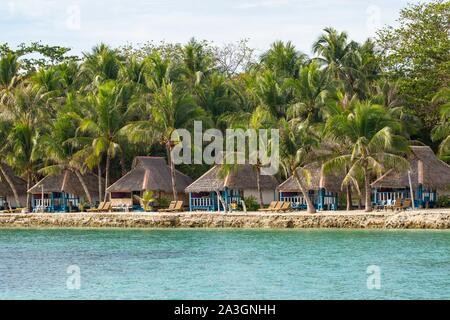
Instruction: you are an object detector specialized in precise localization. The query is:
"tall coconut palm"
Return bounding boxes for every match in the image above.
[0,83,46,211]
[0,53,21,100]
[5,122,40,211]
[279,119,321,213]
[285,61,332,123]
[431,88,450,160]
[220,106,276,207]
[0,120,22,208]
[123,81,209,200]
[80,44,123,89]
[323,102,410,212]
[77,80,129,201]
[260,41,307,79]
[313,28,360,96]
[40,114,93,204]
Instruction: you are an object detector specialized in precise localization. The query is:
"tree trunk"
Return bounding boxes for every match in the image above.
[364,167,372,212]
[166,142,178,201]
[75,170,93,205]
[255,165,264,208]
[97,162,102,203]
[0,163,21,208]
[120,151,126,176]
[293,170,316,214]
[346,184,352,211]
[104,149,110,202]
[26,171,32,212]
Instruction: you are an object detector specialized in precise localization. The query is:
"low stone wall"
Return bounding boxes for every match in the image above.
[0,210,449,229]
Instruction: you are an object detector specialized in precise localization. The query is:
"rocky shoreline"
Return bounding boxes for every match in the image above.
[0,210,449,229]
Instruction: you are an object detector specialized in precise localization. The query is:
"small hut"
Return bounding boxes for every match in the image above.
[0,164,27,209]
[277,164,342,210]
[185,164,279,211]
[371,146,450,208]
[106,157,193,210]
[28,170,101,212]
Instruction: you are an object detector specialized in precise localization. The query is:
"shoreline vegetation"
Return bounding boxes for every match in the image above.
[0,1,449,215]
[0,210,449,229]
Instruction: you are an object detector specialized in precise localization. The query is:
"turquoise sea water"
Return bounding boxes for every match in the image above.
[0,228,448,300]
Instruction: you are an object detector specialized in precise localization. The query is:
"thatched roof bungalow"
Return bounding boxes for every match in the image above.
[185,164,279,211]
[277,163,343,210]
[0,164,27,209]
[106,157,193,209]
[28,170,101,212]
[371,146,450,207]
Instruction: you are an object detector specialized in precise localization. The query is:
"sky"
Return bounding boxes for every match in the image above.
[0,0,427,56]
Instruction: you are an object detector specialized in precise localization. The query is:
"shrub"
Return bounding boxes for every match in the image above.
[436,195,450,208]
[157,197,170,208]
[244,196,260,211]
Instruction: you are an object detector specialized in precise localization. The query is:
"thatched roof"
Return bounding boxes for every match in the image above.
[185,164,279,193]
[28,170,100,196]
[371,146,450,189]
[277,163,343,193]
[0,164,27,196]
[106,157,192,193]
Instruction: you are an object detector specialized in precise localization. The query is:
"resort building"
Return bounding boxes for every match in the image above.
[277,164,342,210]
[28,170,101,212]
[185,164,279,211]
[106,157,193,210]
[371,146,450,208]
[0,164,27,209]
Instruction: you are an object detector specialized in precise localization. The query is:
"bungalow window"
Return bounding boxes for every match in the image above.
[111,192,132,199]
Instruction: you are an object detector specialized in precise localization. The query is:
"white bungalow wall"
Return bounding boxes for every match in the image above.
[243,189,277,205]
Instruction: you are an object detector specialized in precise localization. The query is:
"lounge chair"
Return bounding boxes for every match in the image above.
[260,201,283,212]
[159,201,184,212]
[276,201,291,212]
[387,198,401,211]
[102,202,112,212]
[86,202,105,212]
[2,208,25,213]
[395,199,412,211]
[258,201,278,212]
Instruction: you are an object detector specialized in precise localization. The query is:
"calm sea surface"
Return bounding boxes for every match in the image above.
[0,228,448,299]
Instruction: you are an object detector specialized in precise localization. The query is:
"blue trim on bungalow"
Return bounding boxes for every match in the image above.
[279,189,338,211]
[189,188,243,211]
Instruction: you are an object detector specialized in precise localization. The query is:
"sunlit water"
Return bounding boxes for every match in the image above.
[0,228,448,299]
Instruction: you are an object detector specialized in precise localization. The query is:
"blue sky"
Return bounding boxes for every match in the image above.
[1,0,426,56]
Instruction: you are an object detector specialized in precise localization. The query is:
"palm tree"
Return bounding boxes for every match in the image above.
[279,119,320,213]
[431,88,450,161]
[0,83,46,211]
[180,39,213,91]
[6,122,40,211]
[77,80,129,201]
[40,114,93,204]
[260,41,307,79]
[323,101,410,212]
[0,53,21,100]
[285,61,332,123]
[221,106,276,207]
[123,81,209,200]
[313,27,361,97]
[0,120,22,208]
[80,44,123,89]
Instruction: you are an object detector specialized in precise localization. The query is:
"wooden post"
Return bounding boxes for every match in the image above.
[41,185,44,213]
[408,170,415,210]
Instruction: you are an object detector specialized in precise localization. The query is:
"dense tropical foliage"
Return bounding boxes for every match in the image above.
[0,0,448,211]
